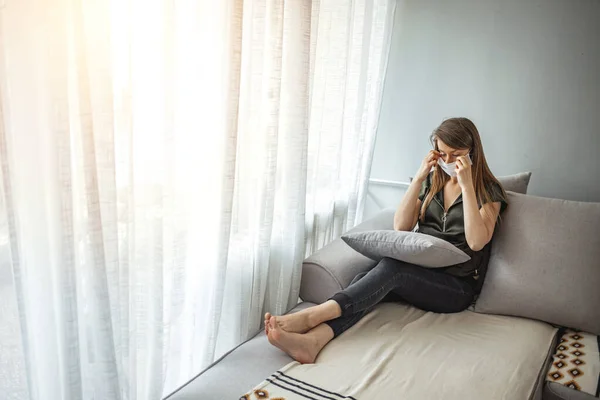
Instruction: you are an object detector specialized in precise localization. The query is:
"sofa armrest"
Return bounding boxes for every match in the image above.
[299,208,396,304]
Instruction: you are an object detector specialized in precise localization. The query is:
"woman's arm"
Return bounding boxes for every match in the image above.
[394,150,440,231]
[456,156,500,251]
[393,180,423,231]
[461,186,500,251]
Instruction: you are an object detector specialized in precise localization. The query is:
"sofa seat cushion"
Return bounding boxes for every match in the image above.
[242,302,557,400]
[164,302,316,400]
[545,329,600,399]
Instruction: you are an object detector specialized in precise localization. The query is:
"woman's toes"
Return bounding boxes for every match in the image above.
[264,312,273,335]
[269,317,278,335]
[267,317,317,364]
[267,317,283,348]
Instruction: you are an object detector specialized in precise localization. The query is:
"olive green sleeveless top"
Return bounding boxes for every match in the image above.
[416,172,508,278]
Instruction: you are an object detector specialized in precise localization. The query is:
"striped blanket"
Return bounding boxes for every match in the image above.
[241,303,557,400]
[241,367,356,400]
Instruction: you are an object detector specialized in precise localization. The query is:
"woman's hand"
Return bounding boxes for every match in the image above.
[415,150,440,182]
[456,155,474,190]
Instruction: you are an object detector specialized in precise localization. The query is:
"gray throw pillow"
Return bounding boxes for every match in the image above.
[341,230,470,268]
[497,172,532,194]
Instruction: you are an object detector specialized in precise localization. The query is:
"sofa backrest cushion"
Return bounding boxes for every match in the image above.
[496,172,532,194]
[474,192,600,335]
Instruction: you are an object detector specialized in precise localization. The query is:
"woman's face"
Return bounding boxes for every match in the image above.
[436,140,470,164]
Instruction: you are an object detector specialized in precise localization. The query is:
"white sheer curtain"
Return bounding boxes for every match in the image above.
[305,0,395,255]
[0,0,394,399]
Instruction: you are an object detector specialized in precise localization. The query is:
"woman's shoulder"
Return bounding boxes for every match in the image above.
[417,172,434,201]
[488,179,507,198]
[485,179,508,213]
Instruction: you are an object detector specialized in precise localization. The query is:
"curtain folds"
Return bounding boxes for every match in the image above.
[0,0,395,398]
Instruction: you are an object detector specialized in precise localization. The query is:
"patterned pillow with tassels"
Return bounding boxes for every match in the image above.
[546,329,600,397]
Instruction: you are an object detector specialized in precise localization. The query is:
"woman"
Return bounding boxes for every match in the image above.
[264,117,508,364]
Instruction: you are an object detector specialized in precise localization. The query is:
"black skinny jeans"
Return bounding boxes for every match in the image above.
[324,257,475,338]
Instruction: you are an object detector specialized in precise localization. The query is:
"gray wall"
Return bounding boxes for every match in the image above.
[366,0,600,219]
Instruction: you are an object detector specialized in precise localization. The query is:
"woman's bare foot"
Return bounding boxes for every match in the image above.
[264,310,312,334]
[267,316,322,364]
[264,301,342,335]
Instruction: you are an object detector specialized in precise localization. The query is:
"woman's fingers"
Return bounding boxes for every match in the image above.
[417,150,440,180]
[455,156,470,172]
[427,150,439,162]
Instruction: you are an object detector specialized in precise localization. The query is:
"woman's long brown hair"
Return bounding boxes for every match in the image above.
[419,117,507,222]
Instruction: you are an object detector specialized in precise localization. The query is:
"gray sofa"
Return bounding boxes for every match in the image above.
[165,173,600,400]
